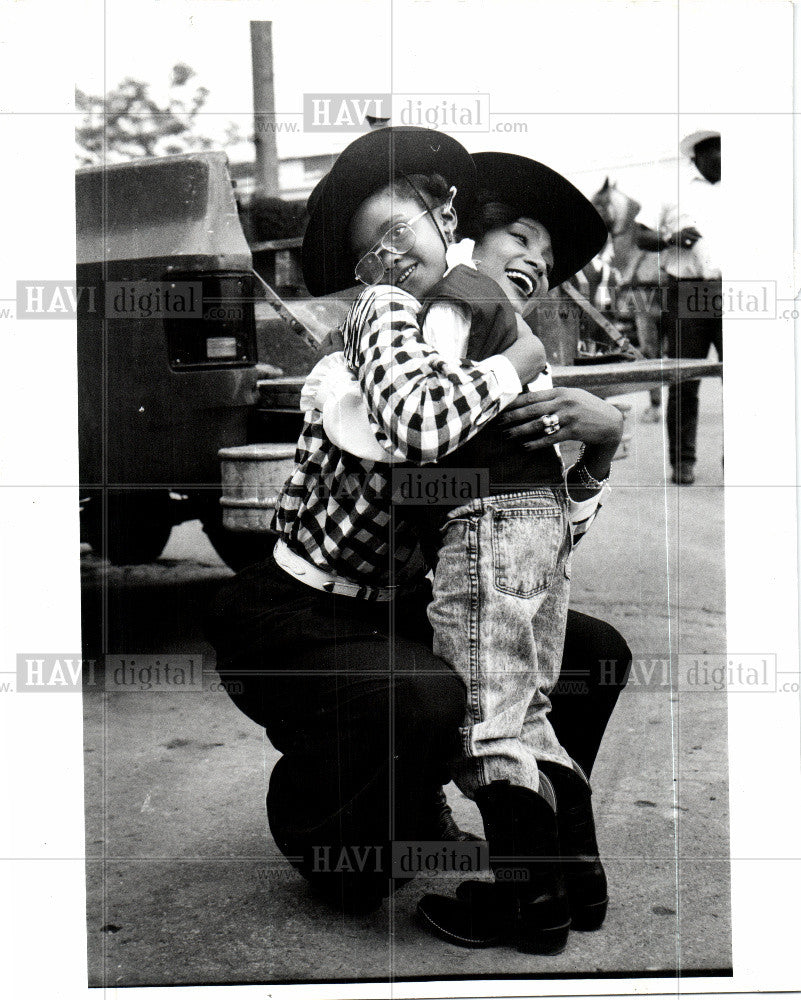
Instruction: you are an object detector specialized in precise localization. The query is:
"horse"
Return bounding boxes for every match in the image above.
[585,178,665,415]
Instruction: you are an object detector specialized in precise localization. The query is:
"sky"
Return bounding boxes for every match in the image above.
[70,0,753,197]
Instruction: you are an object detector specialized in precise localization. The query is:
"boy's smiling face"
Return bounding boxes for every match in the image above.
[349,187,453,301]
[473,217,554,314]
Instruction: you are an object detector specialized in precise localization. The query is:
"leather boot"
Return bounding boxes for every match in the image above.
[458,763,608,931]
[417,778,570,953]
[536,760,608,930]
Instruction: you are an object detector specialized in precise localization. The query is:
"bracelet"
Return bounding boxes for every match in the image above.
[574,462,608,490]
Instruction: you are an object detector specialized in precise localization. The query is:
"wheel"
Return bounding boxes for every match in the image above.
[197,495,276,571]
[81,490,174,565]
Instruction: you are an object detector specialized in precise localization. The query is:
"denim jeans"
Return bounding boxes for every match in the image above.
[427,488,575,799]
[204,545,632,906]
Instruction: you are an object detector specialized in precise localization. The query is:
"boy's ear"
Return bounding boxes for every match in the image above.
[440,185,458,239]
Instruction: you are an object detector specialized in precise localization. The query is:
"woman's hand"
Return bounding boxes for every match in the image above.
[498,387,624,451]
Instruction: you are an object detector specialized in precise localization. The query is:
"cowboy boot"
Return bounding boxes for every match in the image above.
[536,760,608,930]
[417,778,570,953]
[457,762,607,931]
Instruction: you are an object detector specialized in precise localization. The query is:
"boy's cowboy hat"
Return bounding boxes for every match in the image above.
[302,126,476,296]
[679,129,720,158]
[465,152,609,289]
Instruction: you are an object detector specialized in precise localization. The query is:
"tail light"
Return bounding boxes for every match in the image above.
[163,271,257,370]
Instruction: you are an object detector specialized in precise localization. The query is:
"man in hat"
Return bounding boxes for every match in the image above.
[634,130,721,485]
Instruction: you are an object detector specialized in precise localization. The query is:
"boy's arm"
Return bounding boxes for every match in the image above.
[422,267,548,400]
[354,286,525,466]
[316,291,512,463]
[319,299,527,463]
[567,487,607,546]
[421,243,479,361]
[304,287,487,464]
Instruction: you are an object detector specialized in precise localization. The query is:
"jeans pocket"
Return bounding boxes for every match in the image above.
[491,504,564,598]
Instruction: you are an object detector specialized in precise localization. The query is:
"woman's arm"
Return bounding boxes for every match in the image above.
[300,353,396,463]
[498,387,624,541]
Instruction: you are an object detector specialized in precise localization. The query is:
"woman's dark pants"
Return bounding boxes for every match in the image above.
[205,550,631,910]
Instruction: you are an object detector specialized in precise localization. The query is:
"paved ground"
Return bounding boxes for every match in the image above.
[83,379,730,987]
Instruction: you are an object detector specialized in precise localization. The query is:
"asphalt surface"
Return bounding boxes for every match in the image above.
[83,379,730,987]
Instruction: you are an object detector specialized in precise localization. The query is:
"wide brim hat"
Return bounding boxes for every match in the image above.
[302,127,476,296]
[679,129,720,158]
[465,152,609,288]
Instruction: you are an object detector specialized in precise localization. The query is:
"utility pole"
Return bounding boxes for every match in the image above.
[250,21,279,197]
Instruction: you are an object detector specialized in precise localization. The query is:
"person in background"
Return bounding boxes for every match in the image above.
[634,130,721,485]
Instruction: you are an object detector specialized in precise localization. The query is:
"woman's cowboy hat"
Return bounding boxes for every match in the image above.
[302,126,476,296]
[464,152,609,289]
[679,129,720,159]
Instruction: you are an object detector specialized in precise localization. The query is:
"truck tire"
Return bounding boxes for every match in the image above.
[81,490,174,565]
[199,503,276,572]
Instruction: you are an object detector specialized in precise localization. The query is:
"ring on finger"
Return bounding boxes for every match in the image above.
[542,413,560,436]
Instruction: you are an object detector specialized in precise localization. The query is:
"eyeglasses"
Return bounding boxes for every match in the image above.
[354,208,430,286]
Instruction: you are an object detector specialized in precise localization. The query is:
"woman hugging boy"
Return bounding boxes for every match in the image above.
[275,127,624,954]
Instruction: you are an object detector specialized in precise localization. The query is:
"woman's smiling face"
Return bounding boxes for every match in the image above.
[349,187,452,301]
[473,217,554,314]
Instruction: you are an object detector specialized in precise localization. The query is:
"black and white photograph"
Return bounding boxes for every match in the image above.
[1,1,800,998]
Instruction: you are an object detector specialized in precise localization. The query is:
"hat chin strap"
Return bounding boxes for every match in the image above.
[400,174,453,252]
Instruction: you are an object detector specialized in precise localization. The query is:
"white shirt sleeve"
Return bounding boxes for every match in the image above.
[322,383,397,462]
[422,301,472,362]
[302,353,396,462]
[568,490,605,525]
[567,484,610,545]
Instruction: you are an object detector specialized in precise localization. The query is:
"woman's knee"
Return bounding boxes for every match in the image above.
[564,610,632,692]
[392,649,466,743]
[594,618,632,689]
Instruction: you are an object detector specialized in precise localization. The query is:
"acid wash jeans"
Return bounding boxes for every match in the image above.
[427,487,576,798]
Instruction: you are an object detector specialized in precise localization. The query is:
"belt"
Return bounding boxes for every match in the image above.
[272,538,395,602]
